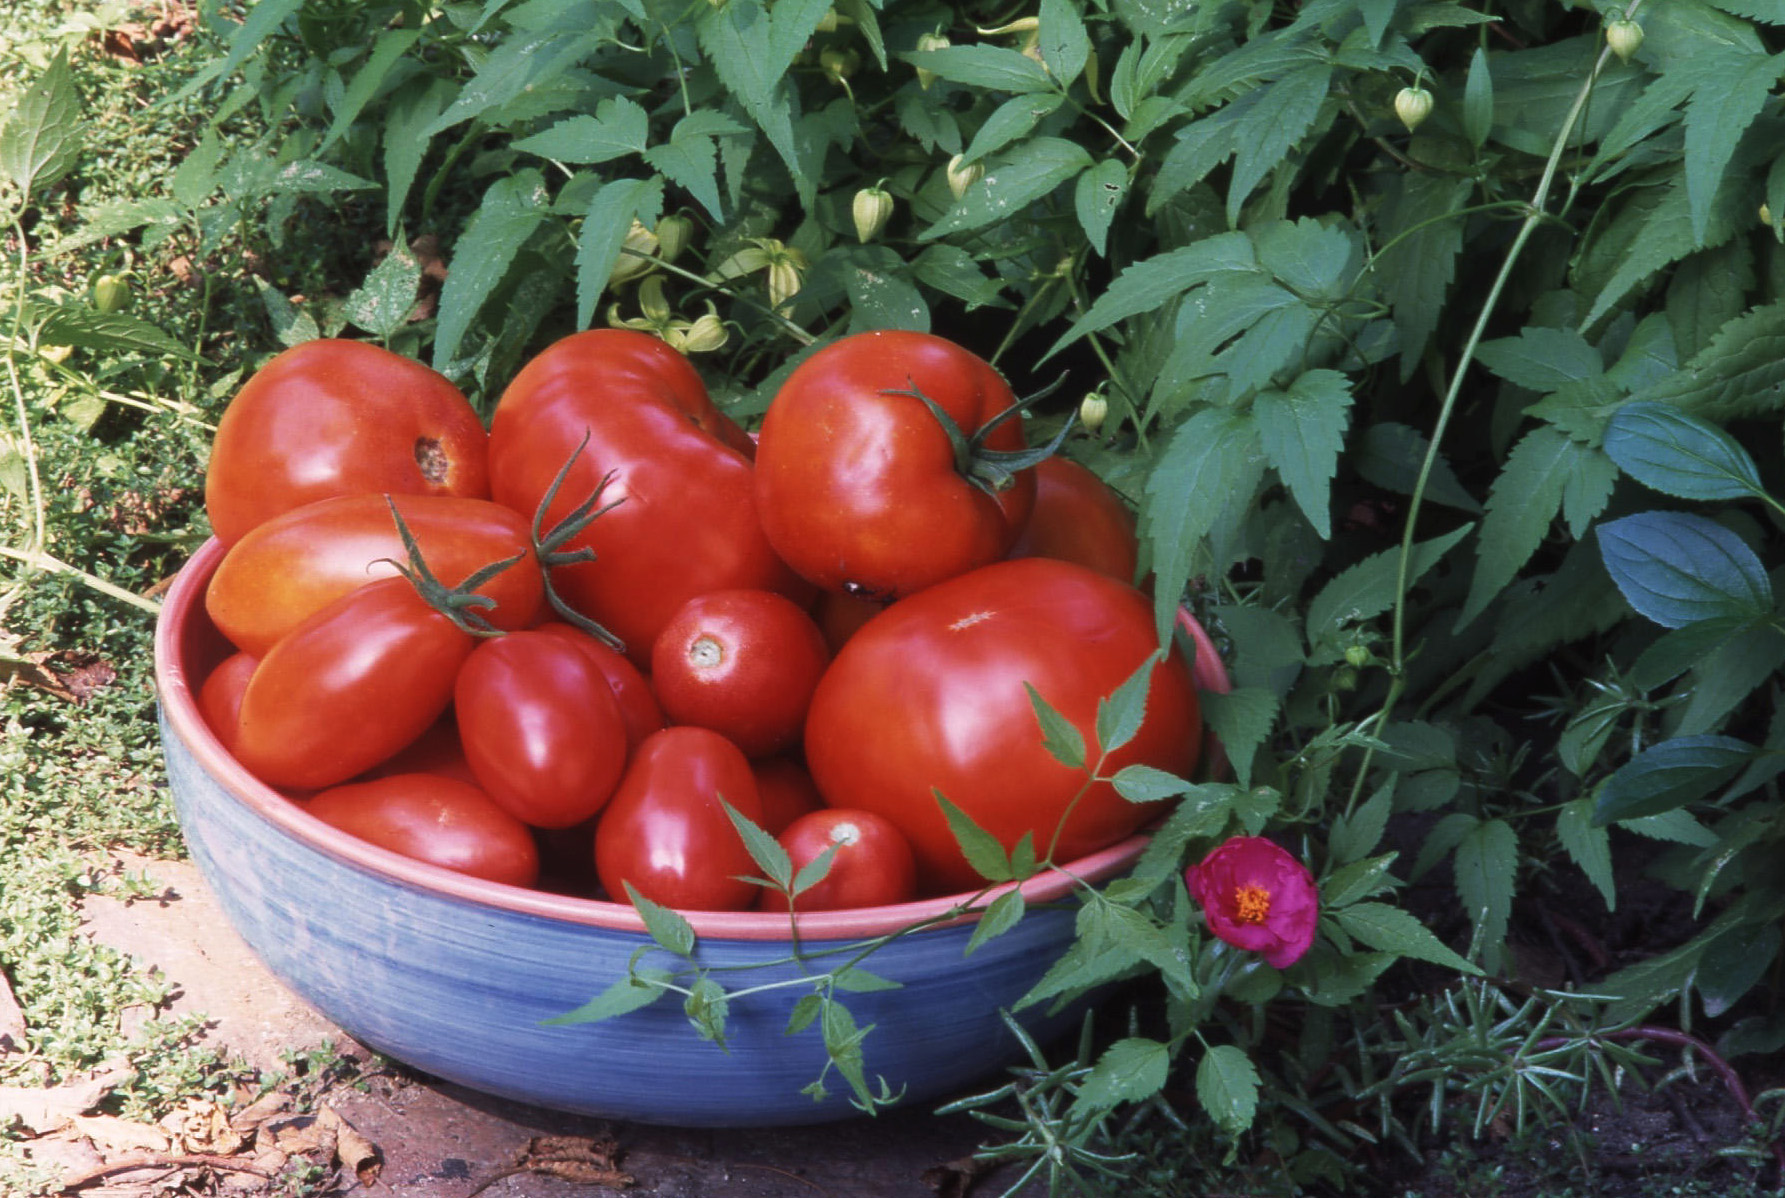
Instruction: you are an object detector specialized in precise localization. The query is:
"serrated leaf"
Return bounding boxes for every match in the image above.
[0,48,80,204]
[722,799,792,891]
[1195,1044,1260,1136]
[1111,764,1194,804]
[1621,808,1719,846]
[1353,423,1480,512]
[1073,158,1128,258]
[1632,299,1785,422]
[1253,369,1352,538]
[1336,902,1483,974]
[575,176,663,328]
[965,889,1026,956]
[1196,687,1277,789]
[1462,45,1493,148]
[1698,922,1781,1017]
[1474,326,1602,391]
[625,883,697,957]
[643,118,728,220]
[1305,524,1473,644]
[1666,240,1755,360]
[432,170,549,369]
[1144,407,1265,644]
[513,96,650,163]
[1049,232,1256,356]
[934,790,1014,882]
[1226,63,1331,225]
[1321,852,1399,909]
[1593,734,1756,824]
[1604,401,1766,501]
[343,241,423,341]
[831,966,902,993]
[903,44,1054,93]
[1677,622,1785,737]
[542,967,675,1025]
[1597,511,1772,628]
[1096,653,1158,755]
[842,246,929,333]
[1375,174,1471,378]
[962,93,1065,166]
[211,0,305,89]
[33,306,200,362]
[790,843,840,898]
[423,27,605,137]
[1683,49,1783,244]
[1329,782,1393,866]
[1038,0,1092,83]
[1025,682,1087,769]
[1454,818,1517,972]
[921,138,1092,240]
[684,976,730,1047]
[250,278,319,348]
[384,75,455,237]
[319,28,422,154]
[1584,160,1746,329]
[1078,1038,1171,1116]
[696,0,825,184]
[1556,798,1616,909]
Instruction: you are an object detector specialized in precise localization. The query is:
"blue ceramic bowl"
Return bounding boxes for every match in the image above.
[155,537,1229,1126]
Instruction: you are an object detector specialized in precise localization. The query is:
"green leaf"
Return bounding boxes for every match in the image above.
[903,44,1054,93]
[433,170,549,369]
[1676,622,1785,737]
[1225,63,1331,225]
[722,799,792,891]
[1454,818,1517,972]
[644,114,737,221]
[1253,369,1352,539]
[1683,49,1784,244]
[920,138,1093,240]
[1049,233,1256,356]
[934,791,1013,882]
[1474,326,1602,391]
[1604,401,1766,501]
[964,890,1026,957]
[962,93,1066,166]
[1305,524,1474,645]
[790,843,840,898]
[1026,683,1087,769]
[1584,160,1747,330]
[1196,687,1277,789]
[0,47,80,205]
[841,246,930,333]
[1666,240,1755,360]
[1111,764,1194,804]
[1336,902,1483,974]
[575,177,664,328]
[212,0,305,88]
[1597,511,1773,628]
[1195,1044,1260,1136]
[543,967,675,1025]
[684,976,730,1047]
[45,198,184,257]
[831,967,902,993]
[1698,922,1781,1018]
[696,0,827,185]
[1353,423,1480,512]
[384,75,456,237]
[1321,852,1399,909]
[1329,782,1393,866]
[1073,160,1128,259]
[1592,734,1756,824]
[1621,808,1719,847]
[1375,174,1471,378]
[1078,1037,1171,1116]
[250,278,318,348]
[1096,653,1159,755]
[1632,299,1785,422]
[318,29,422,154]
[343,241,423,342]
[1144,407,1265,644]
[625,884,697,957]
[1462,45,1494,148]
[424,27,605,136]
[1556,799,1616,909]
[513,96,650,164]
[33,306,200,362]
[1038,0,1092,84]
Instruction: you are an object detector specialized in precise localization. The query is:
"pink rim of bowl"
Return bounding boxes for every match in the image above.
[155,537,1232,943]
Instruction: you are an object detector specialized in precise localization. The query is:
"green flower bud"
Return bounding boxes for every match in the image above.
[820,47,859,83]
[852,185,894,243]
[654,214,693,265]
[1078,392,1108,434]
[92,274,131,314]
[1394,85,1434,133]
[946,154,984,200]
[914,32,949,90]
[1343,645,1372,670]
[1605,18,1644,63]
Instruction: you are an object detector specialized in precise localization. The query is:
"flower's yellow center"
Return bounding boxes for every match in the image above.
[1234,884,1272,924]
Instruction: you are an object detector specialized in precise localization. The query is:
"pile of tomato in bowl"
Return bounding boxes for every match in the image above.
[156,328,1228,1125]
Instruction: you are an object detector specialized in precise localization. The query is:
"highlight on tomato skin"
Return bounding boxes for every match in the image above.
[531,622,665,753]
[302,774,541,889]
[759,808,918,912]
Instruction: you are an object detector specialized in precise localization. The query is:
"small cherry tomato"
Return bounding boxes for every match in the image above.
[650,589,830,758]
[1008,456,1141,586]
[455,629,631,829]
[532,621,665,752]
[760,809,918,912]
[205,339,489,545]
[197,651,257,754]
[750,756,826,835]
[304,774,540,887]
[594,726,763,911]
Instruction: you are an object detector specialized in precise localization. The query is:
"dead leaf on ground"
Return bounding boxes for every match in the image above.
[468,1134,634,1195]
[160,1096,243,1155]
[0,1060,132,1136]
[922,1152,996,1198]
[0,966,27,1052]
[65,1113,173,1155]
[225,1089,290,1134]
[319,1104,382,1188]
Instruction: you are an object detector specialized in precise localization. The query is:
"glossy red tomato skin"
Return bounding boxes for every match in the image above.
[759,809,918,912]
[1009,457,1142,586]
[650,590,830,758]
[751,756,826,835]
[487,329,808,661]
[593,726,764,911]
[205,339,489,546]
[205,494,545,658]
[360,716,480,787]
[531,621,665,752]
[754,331,1037,602]
[234,577,475,792]
[454,630,631,829]
[198,651,258,754]
[803,558,1202,894]
[303,774,540,888]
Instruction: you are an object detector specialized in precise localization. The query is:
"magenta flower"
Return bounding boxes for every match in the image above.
[1187,837,1319,969]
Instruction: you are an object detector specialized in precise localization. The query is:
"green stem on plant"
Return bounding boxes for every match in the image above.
[0,545,163,616]
[632,251,817,346]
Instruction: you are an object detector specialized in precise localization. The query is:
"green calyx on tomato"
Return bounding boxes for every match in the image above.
[382,496,522,637]
[525,432,627,653]
[886,377,1071,500]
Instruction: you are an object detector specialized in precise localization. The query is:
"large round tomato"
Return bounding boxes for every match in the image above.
[234,576,475,791]
[803,558,1202,894]
[205,339,489,546]
[487,329,808,660]
[650,589,830,758]
[754,331,1037,601]
[454,629,630,829]
[1009,456,1141,586]
[593,726,763,911]
[759,809,917,912]
[205,494,544,657]
[304,774,540,887]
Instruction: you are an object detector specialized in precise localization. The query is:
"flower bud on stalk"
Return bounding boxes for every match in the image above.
[607,220,661,285]
[946,154,984,200]
[1605,18,1644,63]
[1394,85,1433,132]
[914,31,949,89]
[92,274,131,314]
[1078,391,1108,434]
[654,215,693,265]
[821,47,859,84]
[852,185,894,243]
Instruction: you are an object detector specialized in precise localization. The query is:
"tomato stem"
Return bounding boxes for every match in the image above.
[882,379,1073,500]
[529,433,628,652]
[380,496,515,637]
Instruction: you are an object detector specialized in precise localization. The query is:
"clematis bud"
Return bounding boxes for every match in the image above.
[1605,18,1643,62]
[1188,837,1319,970]
[92,274,131,314]
[1394,85,1434,132]
[1078,392,1108,433]
[654,214,693,264]
[671,306,729,354]
[852,185,894,243]
[608,220,661,285]
[821,47,859,84]
[946,154,984,200]
[915,32,949,89]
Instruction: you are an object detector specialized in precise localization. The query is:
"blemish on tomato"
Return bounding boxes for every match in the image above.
[415,436,448,484]
[947,609,996,632]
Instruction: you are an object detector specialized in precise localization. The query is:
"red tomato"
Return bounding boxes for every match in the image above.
[531,621,665,752]
[813,590,886,655]
[1009,457,1141,586]
[205,339,489,545]
[234,576,475,791]
[487,329,808,660]
[593,726,763,911]
[205,494,545,657]
[454,630,630,829]
[197,651,257,754]
[759,809,917,912]
[754,331,1038,601]
[304,774,540,887]
[803,558,1202,894]
[751,756,826,835]
[650,589,830,758]
[361,716,479,786]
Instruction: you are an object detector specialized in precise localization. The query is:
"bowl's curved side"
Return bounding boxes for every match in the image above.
[163,712,1087,1125]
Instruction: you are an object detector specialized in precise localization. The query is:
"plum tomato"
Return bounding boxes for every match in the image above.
[594,726,763,911]
[233,576,477,792]
[1008,456,1141,586]
[205,339,489,546]
[197,650,257,754]
[650,589,830,758]
[205,494,545,657]
[759,809,917,912]
[754,331,1038,602]
[360,716,480,787]
[304,774,540,887]
[454,629,631,829]
[487,329,808,661]
[531,621,665,752]
[803,558,1202,894]
[750,756,826,835]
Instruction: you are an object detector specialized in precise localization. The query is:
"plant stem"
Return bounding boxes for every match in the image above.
[0,545,164,616]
